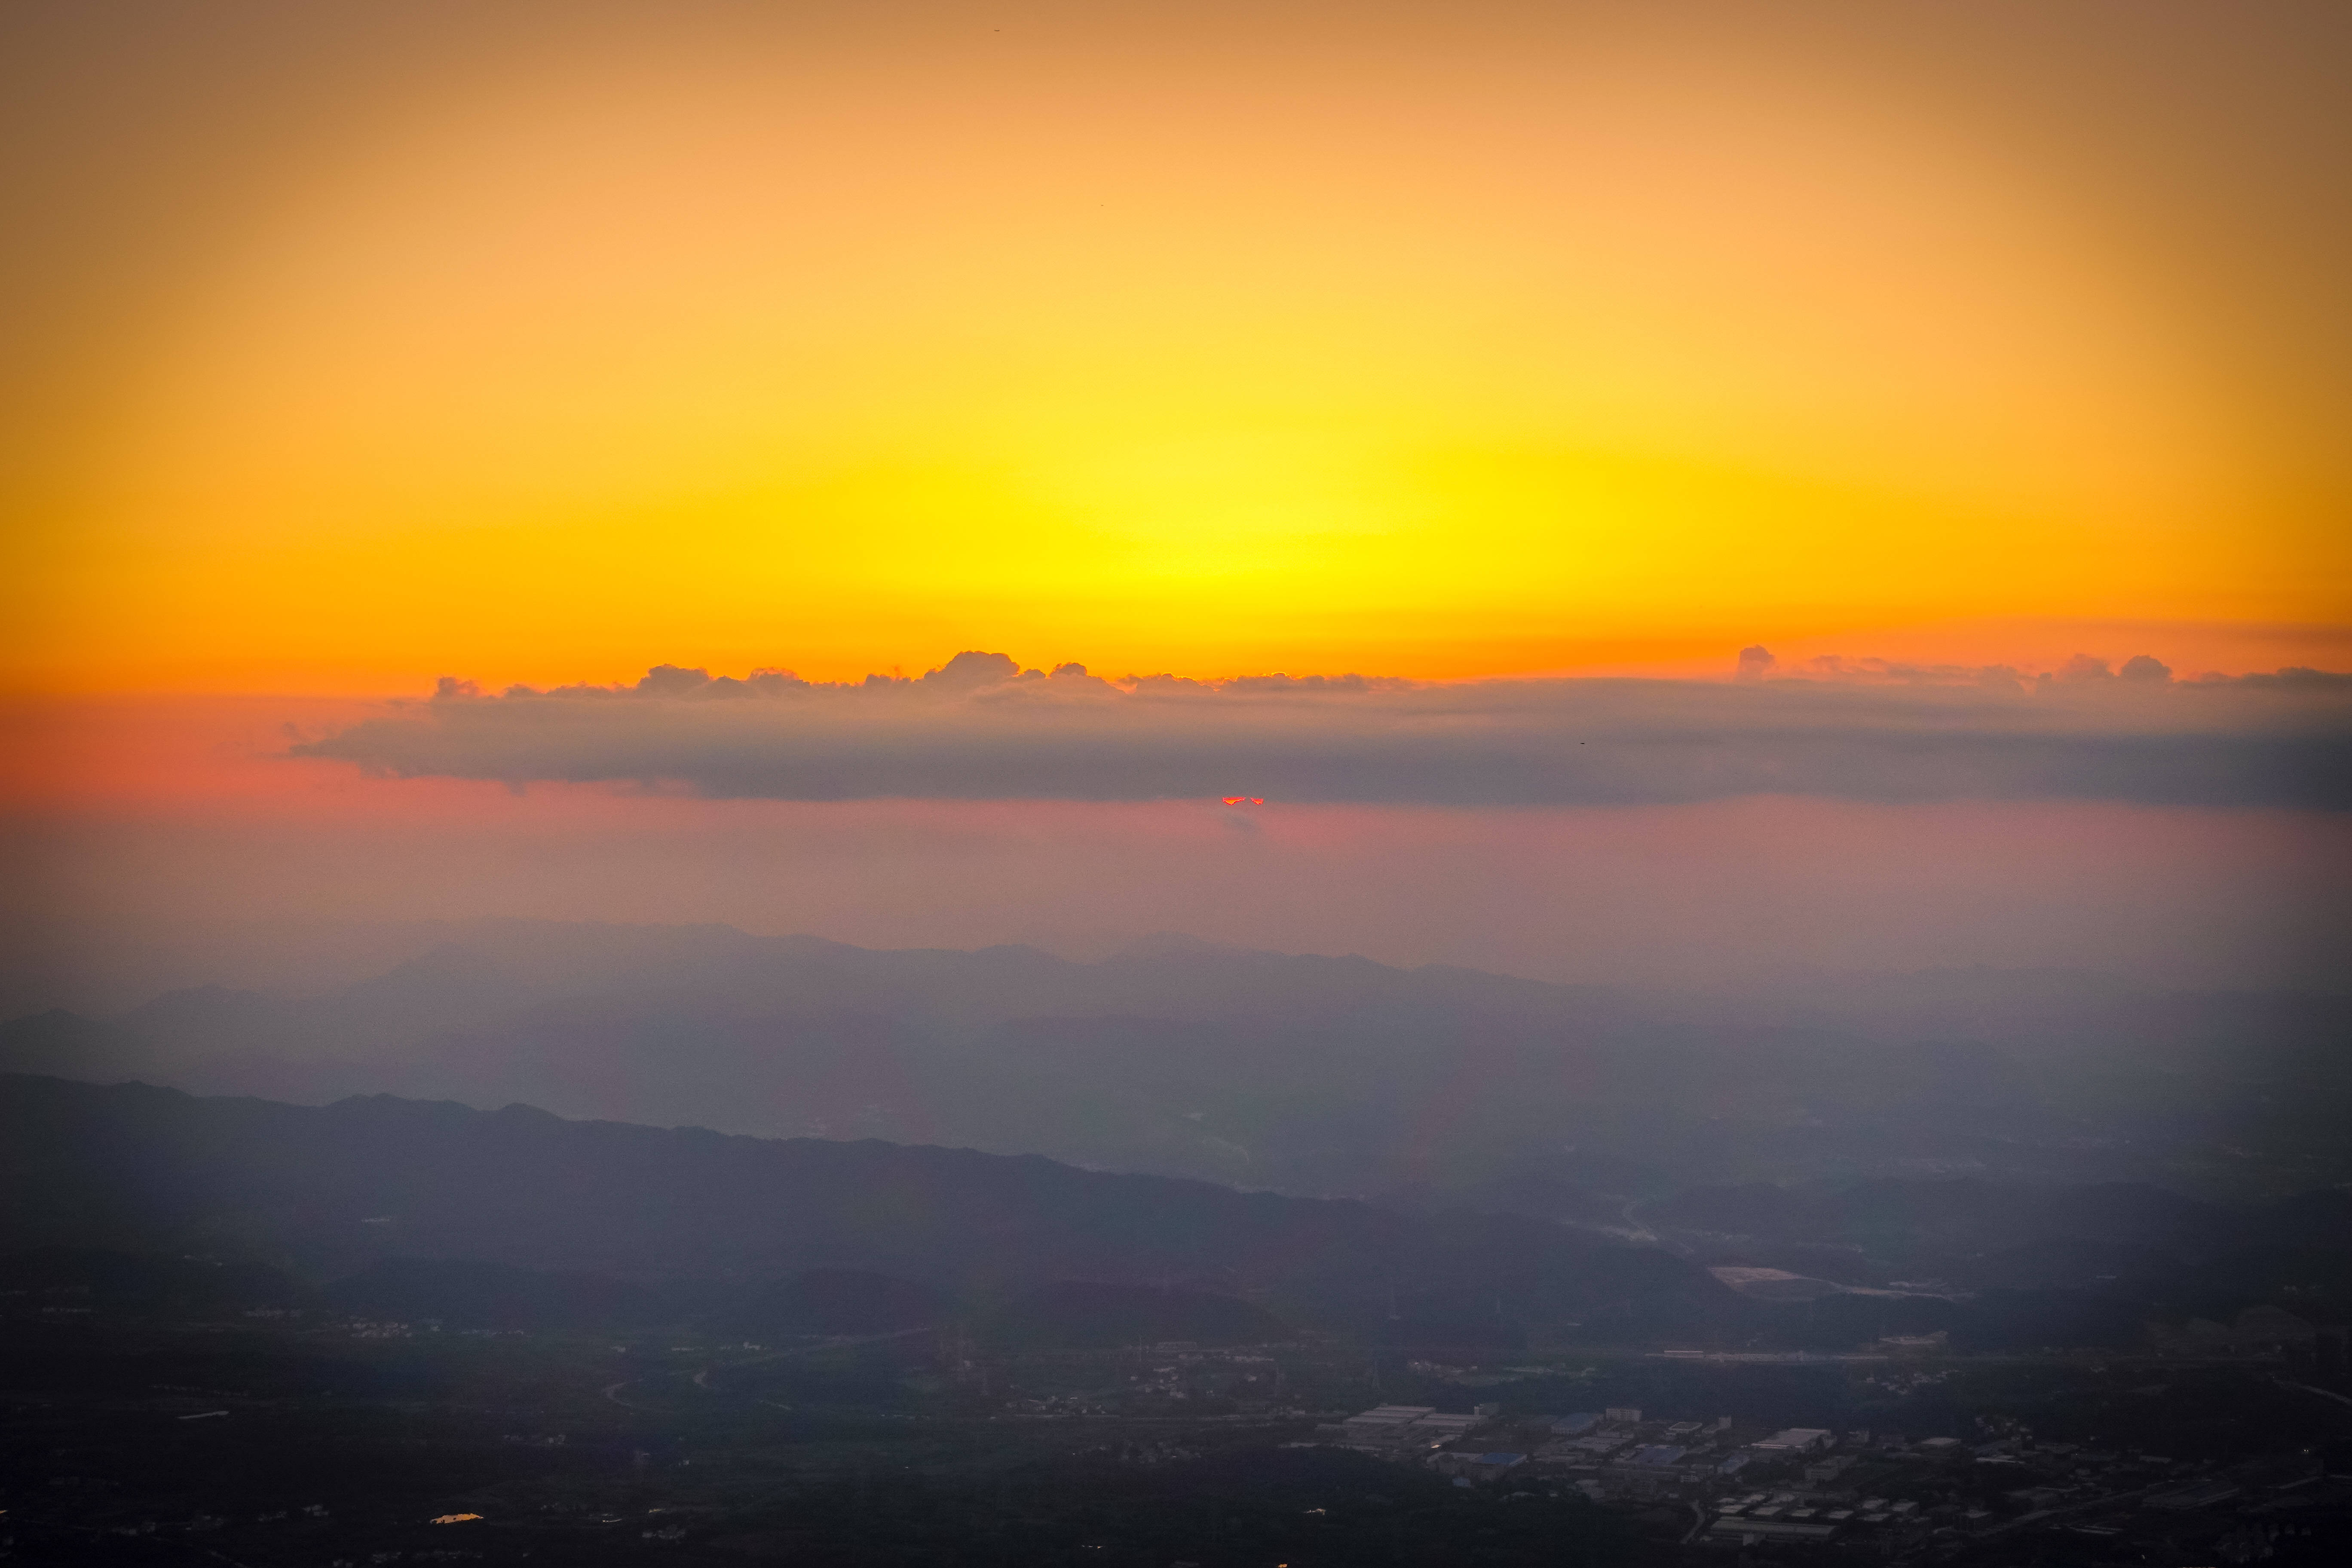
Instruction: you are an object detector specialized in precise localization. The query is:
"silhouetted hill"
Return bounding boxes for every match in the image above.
[983,1281,1292,1349]
[0,1245,304,1314]
[0,1075,1735,1344]
[723,1268,956,1338]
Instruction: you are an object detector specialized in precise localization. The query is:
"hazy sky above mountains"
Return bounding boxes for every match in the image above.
[2,3,2346,1011]
[6,672,2342,1015]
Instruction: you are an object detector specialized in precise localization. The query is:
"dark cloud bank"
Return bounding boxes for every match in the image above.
[292,651,2352,809]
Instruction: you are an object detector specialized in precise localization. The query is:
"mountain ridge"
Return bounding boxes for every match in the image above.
[0,1072,1735,1344]
[6,919,2346,1204]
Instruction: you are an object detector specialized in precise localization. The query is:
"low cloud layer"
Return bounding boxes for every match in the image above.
[291,652,2352,809]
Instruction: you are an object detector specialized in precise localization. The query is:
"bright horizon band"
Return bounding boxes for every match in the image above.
[3,2,2346,696]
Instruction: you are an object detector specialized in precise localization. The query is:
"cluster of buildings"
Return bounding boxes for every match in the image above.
[1319,1401,2345,1551]
[1322,1403,1492,1455]
[1118,1348,1284,1405]
[1322,1403,1763,1492]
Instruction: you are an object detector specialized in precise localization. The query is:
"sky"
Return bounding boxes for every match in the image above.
[2,1,2347,1010]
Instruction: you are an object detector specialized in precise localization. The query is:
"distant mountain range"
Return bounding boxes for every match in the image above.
[0,1074,1733,1346]
[3,920,2345,1205]
[9,1074,2342,1352]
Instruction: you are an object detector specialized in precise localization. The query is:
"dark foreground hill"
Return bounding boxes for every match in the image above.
[0,1074,1734,1344]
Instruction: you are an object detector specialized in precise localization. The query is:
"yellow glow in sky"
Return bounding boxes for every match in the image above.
[5,3,2346,692]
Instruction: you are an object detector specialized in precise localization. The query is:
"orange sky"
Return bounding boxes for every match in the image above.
[10,685,2344,1009]
[3,4,2349,1012]
[4,0,2349,697]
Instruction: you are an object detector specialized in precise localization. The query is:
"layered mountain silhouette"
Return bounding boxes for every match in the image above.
[5,919,2345,1205]
[9,1072,2343,1351]
[0,1074,1736,1344]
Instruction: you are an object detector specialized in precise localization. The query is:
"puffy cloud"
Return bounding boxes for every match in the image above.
[291,652,2352,809]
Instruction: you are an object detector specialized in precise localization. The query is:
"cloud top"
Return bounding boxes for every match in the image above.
[292,652,2352,809]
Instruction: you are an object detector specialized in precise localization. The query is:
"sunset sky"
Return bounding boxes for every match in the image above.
[3,1,2346,1011]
